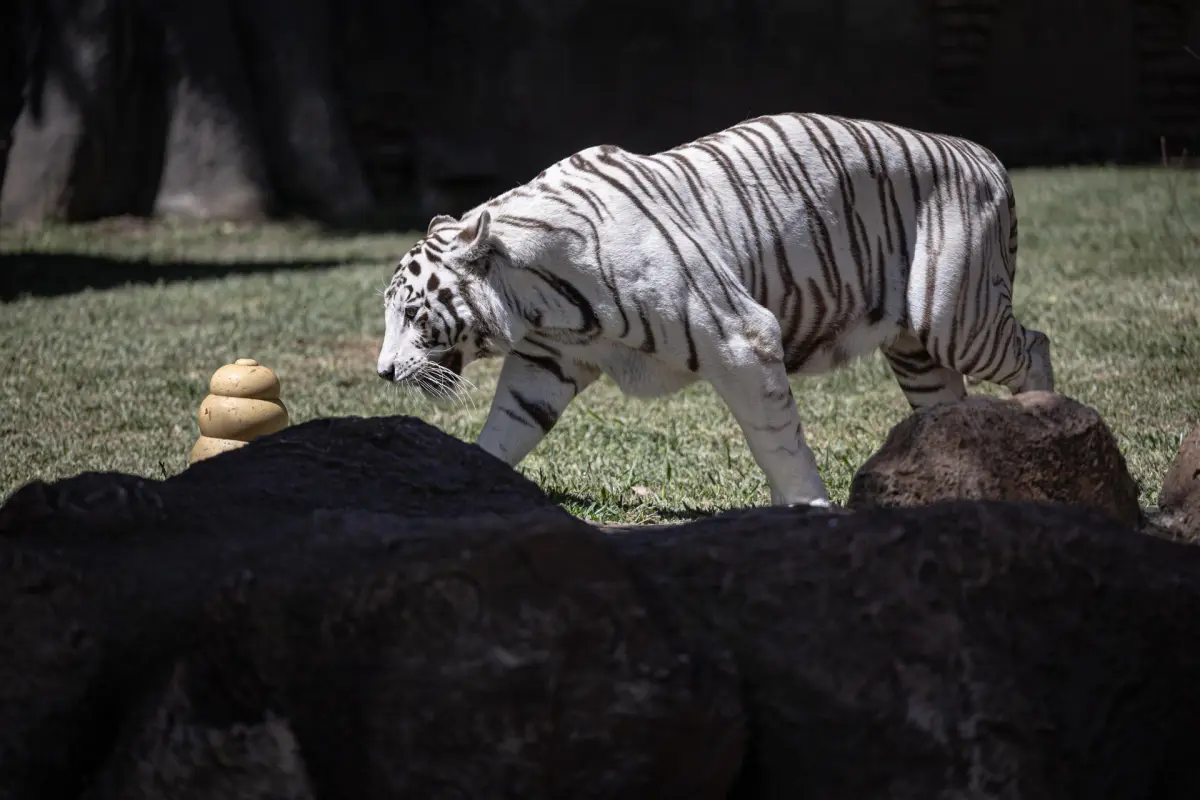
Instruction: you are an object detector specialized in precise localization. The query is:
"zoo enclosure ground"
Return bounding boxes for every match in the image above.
[1,166,1198,524]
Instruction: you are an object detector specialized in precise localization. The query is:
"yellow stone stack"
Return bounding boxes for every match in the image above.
[189,358,290,465]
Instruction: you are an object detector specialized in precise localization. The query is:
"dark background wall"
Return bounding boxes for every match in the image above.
[2,0,1198,229]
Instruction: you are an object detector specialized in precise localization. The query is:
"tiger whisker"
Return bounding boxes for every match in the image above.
[419,360,478,410]
[413,366,456,400]
[421,372,470,408]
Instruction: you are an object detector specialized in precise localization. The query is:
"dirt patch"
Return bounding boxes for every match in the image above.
[271,337,380,374]
[331,337,381,366]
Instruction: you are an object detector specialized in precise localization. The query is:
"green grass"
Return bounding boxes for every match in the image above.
[2,166,1198,523]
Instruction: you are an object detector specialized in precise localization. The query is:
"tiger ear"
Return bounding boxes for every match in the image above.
[456,208,500,268]
[426,214,456,236]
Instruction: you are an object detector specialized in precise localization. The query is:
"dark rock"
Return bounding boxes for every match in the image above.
[0,415,575,797]
[0,415,569,540]
[0,79,87,225]
[165,414,569,521]
[1158,426,1200,539]
[3,417,744,797]
[0,0,162,223]
[80,510,744,799]
[611,501,1200,799]
[0,0,272,227]
[87,667,320,800]
[848,392,1143,527]
[1,0,370,227]
[8,412,1200,798]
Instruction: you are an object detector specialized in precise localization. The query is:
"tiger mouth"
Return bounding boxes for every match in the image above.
[431,349,464,376]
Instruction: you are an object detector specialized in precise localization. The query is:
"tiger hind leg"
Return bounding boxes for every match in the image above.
[881,331,968,409]
[955,321,1055,396]
[1015,328,1054,393]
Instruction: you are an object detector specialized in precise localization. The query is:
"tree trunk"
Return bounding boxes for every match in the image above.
[146,0,273,221]
[0,0,28,195]
[235,0,374,221]
[0,0,374,226]
[0,0,118,225]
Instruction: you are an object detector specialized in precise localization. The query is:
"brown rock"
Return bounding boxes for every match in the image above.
[847,391,1142,527]
[1157,425,1200,538]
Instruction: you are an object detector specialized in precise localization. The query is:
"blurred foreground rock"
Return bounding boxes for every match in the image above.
[78,509,742,800]
[3,415,1200,798]
[0,416,595,798]
[613,502,1200,798]
[848,392,1143,527]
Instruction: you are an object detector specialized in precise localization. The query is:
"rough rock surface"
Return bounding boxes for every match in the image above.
[84,668,321,800]
[847,392,1142,527]
[0,416,587,798]
[1156,425,1200,539]
[72,511,744,800]
[611,501,1200,799]
[0,414,569,540]
[7,412,1200,798]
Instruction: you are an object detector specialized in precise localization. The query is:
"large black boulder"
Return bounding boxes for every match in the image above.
[78,508,744,799]
[611,502,1200,799]
[1,414,569,541]
[0,416,602,799]
[6,414,1200,799]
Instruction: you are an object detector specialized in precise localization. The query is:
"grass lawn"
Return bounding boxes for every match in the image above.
[2,166,1198,523]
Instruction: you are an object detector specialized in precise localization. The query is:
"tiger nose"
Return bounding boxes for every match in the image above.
[378,365,395,381]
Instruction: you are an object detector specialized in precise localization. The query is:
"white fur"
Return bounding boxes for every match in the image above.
[378,113,1054,506]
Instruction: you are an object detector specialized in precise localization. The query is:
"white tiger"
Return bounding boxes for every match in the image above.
[375,112,1054,507]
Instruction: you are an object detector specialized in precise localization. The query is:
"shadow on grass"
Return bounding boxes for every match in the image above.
[0,252,353,302]
[546,489,714,523]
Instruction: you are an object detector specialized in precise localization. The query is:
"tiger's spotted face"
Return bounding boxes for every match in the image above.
[376,211,503,398]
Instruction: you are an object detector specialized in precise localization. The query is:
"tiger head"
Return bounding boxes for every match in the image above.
[376,209,509,398]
